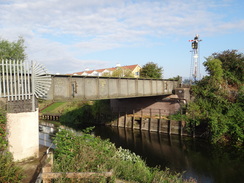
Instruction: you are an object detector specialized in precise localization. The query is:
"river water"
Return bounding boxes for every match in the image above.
[93,126,244,183]
[39,123,244,183]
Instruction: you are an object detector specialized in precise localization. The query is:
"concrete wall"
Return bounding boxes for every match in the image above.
[174,88,191,103]
[46,75,180,101]
[7,110,39,161]
[110,96,181,116]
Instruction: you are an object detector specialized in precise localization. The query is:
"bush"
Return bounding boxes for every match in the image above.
[53,129,195,183]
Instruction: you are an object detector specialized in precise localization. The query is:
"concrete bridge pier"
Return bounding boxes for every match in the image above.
[7,110,39,161]
[3,98,39,161]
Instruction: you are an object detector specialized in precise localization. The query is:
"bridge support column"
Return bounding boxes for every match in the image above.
[7,110,39,161]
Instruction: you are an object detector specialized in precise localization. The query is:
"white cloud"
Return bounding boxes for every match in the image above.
[0,0,243,74]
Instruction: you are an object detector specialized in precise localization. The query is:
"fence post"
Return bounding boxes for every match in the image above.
[42,151,53,183]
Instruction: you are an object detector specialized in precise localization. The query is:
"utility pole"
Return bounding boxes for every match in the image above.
[189,34,202,82]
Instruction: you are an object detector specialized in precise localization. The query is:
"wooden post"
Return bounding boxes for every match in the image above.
[124,112,127,128]
[140,109,143,130]
[132,110,135,129]
[158,109,161,133]
[179,121,183,136]
[168,120,171,135]
[42,152,53,183]
[48,152,53,167]
[117,111,120,127]
[149,108,152,131]
[42,171,113,181]
[42,165,52,183]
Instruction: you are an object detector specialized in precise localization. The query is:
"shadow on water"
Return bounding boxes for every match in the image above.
[94,126,244,183]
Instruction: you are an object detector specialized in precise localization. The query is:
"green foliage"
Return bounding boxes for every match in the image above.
[0,152,24,183]
[0,37,26,61]
[0,109,24,182]
[186,50,244,146]
[60,102,93,128]
[102,67,135,78]
[140,62,163,79]
[60,100,114,128]
[211,50,244,86]
[168,75,181,81]
[0,109,7,151]
[204,58,223,83]
[53,129,195,183]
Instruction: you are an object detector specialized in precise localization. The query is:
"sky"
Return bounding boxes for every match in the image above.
[0,0,243,79]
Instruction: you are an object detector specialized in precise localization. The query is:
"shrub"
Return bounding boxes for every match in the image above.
[53,129,195,183]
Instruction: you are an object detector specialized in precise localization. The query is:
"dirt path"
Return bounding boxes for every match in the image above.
[17,146,48,183]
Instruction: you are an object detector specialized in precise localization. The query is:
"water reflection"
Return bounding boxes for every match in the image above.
[94,126,244,183]
[39,124,56,148]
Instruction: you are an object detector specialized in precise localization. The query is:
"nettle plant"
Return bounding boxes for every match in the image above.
[115,147,141,163]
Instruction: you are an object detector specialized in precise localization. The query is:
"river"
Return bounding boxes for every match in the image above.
[39,123,244,183]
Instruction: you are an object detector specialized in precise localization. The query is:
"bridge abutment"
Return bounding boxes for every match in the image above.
[109,88,191,136]
[7,110,39,161]
[1,98,40,161]
[110,95,181,115]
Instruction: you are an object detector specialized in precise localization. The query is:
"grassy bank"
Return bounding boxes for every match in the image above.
[41,101,196,182]
[53,128,196,183]
[39,100,87,115]
[39,100,114,128]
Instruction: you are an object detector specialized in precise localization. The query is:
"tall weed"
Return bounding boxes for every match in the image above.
[53,129,195,183]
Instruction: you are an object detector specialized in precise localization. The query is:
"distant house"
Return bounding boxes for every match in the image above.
[72,64,141,78]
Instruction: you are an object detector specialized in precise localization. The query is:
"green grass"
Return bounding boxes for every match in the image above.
[39,101,91,115]
[41,102,65,113]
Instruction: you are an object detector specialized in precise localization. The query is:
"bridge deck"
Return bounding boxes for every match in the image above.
[46,75,180,101]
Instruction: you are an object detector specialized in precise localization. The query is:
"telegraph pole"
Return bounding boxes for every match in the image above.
[189,34,202,82]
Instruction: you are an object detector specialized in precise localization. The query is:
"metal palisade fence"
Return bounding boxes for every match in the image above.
[0,60,51,110]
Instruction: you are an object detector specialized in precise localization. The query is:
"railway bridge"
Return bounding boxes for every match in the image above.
[1,60,185,161]
[46,74,180,101]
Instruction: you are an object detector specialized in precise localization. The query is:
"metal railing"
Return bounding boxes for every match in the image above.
[0,60,51,111]
[0,60,32,101]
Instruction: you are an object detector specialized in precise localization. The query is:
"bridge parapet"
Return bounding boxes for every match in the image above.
[46,75,180,101]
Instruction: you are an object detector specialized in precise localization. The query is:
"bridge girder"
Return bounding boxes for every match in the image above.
[46,75,180,101]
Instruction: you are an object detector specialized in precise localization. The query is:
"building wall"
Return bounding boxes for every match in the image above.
[7,110,39,161]
[132,65,141,78]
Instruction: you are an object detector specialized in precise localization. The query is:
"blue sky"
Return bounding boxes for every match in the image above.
[0,0,243,78]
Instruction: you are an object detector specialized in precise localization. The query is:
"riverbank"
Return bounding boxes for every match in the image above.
[51,127,196,183]
[39,121,244,182]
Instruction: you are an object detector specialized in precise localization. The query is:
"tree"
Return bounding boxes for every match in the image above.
[168,75,181,81]
[186,50,244,146]
[210,50,244,86]
[0,37,26,61]
[102,67,134,78]
[140,62,163,79]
